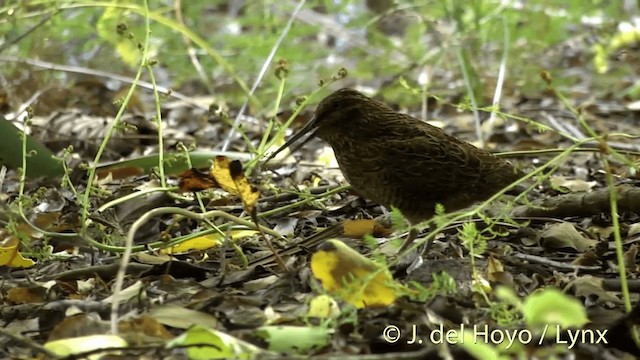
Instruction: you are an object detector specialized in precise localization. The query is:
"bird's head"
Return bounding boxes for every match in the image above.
[264,88,376,162]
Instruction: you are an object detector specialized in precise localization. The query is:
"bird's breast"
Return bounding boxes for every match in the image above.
[330,144,398,207]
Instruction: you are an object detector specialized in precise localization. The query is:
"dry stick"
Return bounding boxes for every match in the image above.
[508,253,600,272]
[511,184,640,218]
[109,207,283,334]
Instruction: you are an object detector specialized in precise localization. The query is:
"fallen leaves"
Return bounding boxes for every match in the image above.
[306,294,340,319]
[179,156,259,214]
[179,155,286,269]
[45,335,128,358]
[160,230,258,254]
[342,218,393,238]
[168,325,265,360]
[256,325,333,353]
[540,222,598,252]
[569,275,624,304]
[310,239,401,308]
[0,235,36,268]
[6,286,47,304]
[550,176,597,193]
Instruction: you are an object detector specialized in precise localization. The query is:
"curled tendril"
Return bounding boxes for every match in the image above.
[275,59,289,80]
[335,67,348,79]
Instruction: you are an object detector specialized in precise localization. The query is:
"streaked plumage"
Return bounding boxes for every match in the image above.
[268,88,523,251]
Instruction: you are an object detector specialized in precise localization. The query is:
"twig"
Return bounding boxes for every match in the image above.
[507,253,600,271]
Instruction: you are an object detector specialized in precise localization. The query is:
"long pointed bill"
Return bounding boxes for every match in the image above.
[263,116,320,164]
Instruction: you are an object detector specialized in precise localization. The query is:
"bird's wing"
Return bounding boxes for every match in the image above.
[375,114,512,191]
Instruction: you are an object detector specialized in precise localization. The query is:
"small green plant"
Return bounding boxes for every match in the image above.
[408,271,457,302]
[459,221,488,257]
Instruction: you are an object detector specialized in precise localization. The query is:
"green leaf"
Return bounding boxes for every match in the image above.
[255,325,332,354]
[0,118,64,178]
[168,325,264,360]
[523,288,589,329]
[45,335,127,357]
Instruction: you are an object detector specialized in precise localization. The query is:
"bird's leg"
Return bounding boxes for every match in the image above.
[398,225,435,255]
[398,227,418,253]
[420,234,435,256]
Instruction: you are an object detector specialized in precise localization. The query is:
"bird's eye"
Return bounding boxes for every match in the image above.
[317,101,341,118]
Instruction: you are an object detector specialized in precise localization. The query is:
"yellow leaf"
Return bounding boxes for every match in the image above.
[306,295,340,319]
[211,156,259,213]
[161,230,258,254]
[342,219,393,238]
[210,156,237,194]
[0,236,36,268]
[310,239,400,308]
[178,156,260,215]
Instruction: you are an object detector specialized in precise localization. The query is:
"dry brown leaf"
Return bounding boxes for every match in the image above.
[540,222,597,252]
[6,286,47,304]
[178,156,260,214]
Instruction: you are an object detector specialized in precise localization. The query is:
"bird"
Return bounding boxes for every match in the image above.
[265,88,523,253]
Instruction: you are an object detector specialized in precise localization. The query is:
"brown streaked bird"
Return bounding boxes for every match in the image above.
[266,88,523,252]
